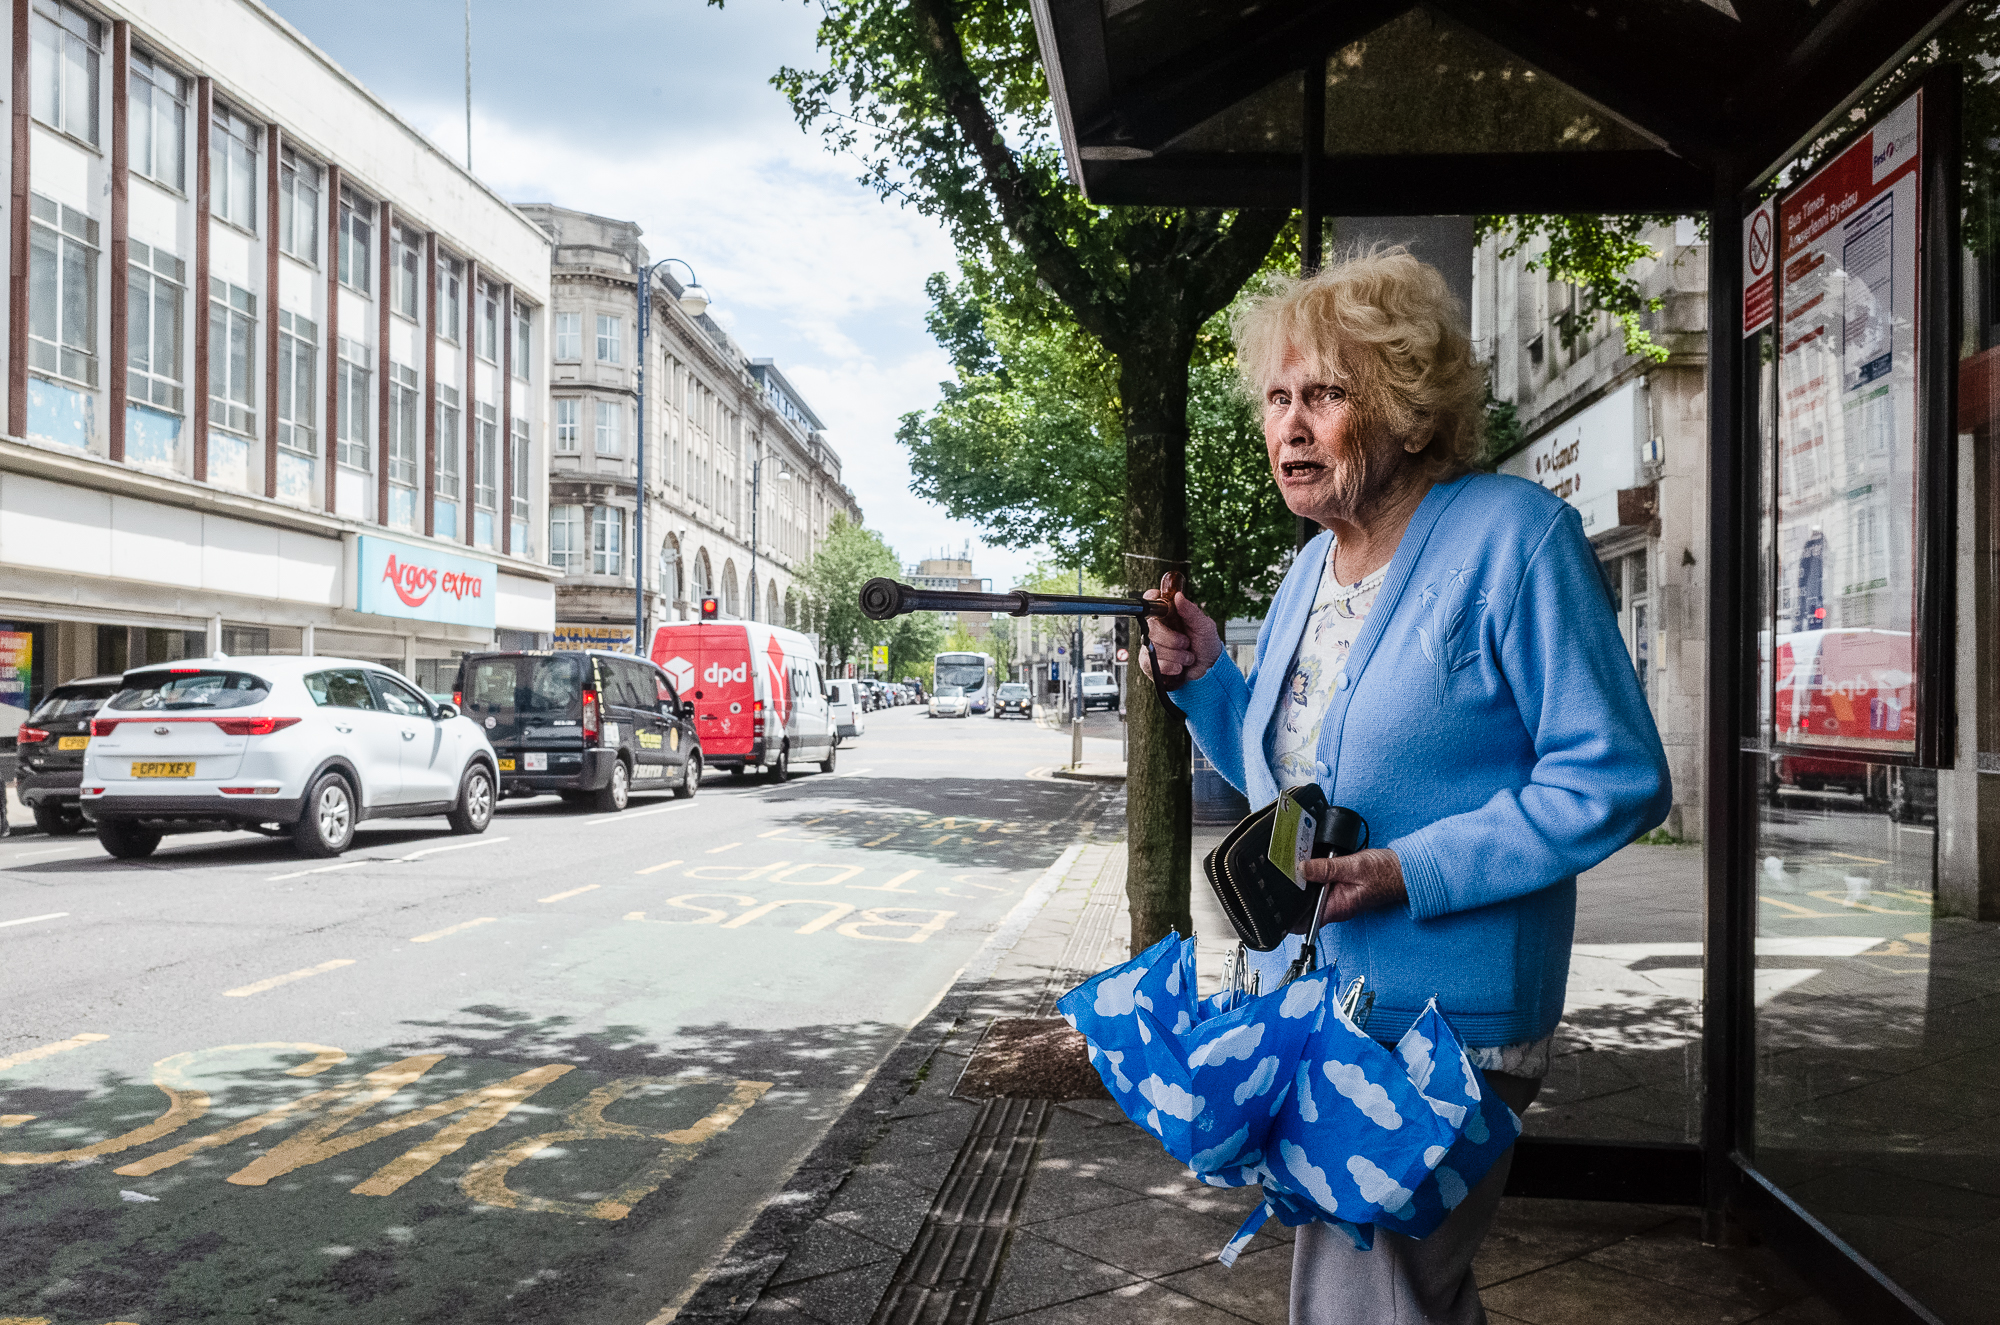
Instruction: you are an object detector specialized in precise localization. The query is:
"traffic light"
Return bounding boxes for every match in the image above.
[700,596,719,620]
[1113,617,1130,651]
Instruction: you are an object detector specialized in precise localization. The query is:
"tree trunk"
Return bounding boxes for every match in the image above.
[1122,344,1196,953]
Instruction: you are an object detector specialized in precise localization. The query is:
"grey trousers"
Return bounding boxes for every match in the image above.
[1289,1072,1542,1325]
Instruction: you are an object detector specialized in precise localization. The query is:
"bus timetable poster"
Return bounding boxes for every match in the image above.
[1773,89,1922,755]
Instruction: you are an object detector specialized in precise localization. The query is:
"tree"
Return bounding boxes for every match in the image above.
[798,515,900,669]
[764,0,1290,950]
[885,610,944,683]
[901,261,1296,626]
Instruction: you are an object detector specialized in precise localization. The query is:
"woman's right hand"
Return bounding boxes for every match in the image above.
[1140,584,1224,683]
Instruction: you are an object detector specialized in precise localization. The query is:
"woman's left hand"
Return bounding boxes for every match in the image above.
[1293,848,1407,928]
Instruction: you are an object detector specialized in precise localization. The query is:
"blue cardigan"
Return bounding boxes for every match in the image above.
[1176,472,1671,1047]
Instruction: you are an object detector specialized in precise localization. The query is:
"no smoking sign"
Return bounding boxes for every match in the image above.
[1743,199,1776,334]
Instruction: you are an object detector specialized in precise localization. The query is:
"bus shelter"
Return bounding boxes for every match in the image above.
[1028,1,1996,1320]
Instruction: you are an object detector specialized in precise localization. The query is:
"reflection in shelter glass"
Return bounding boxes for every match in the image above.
[1752,31,2000,1323]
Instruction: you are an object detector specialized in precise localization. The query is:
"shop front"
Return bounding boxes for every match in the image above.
[0,458,557,728]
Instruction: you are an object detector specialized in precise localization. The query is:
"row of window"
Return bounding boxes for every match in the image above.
[30,0,532,376]
[553,312,622,365]
[546,510,734,610]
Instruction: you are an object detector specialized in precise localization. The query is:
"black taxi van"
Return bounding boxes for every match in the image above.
[13,673,124,833]
[452,650,700,813]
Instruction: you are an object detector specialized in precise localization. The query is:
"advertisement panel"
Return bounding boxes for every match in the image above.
[0,629,32,735]
[1773,89,1922,755]
[553,623,635,654]
[354,536,498,630]
[1497,380,1638,534]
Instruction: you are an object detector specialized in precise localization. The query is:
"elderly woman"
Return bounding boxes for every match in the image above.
[1144,248,1670,1324]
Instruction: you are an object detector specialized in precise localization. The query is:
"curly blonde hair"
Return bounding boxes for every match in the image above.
[1231,245,1486,475]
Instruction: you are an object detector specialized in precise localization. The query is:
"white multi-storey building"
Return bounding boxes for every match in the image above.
[515,205,860,650]
[0,0,558,728]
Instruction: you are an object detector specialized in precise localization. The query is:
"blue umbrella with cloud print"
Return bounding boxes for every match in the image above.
[1056,932,1332,1176]
[1058,934,1522,1264]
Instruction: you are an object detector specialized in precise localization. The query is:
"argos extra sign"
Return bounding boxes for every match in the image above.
[355,536,498,628]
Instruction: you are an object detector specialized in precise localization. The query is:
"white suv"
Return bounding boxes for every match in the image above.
[82,657,498,860]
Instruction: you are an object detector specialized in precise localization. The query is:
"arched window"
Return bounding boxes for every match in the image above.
[768,582,780,625]
[722,560,739,618]
[661,535,681,605]
[692,549,712,604]
[785,589,798,629]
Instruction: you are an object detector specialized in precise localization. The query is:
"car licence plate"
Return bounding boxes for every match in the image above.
[131,762,194,778]
[58,735,89,750]
[497,758,517,772]
[524,752,548,771]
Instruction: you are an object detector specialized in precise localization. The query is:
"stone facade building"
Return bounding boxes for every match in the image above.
[515,205,861,650]
[1473,218,1709,838]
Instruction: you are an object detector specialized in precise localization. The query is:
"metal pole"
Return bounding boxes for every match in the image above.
[634,264,648,653]
[749,456,760,621]
[463,0,473,172]
[1072,564,1084,768]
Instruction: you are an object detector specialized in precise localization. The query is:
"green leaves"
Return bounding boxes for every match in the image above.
[1474,214,1676,363]
[796,514,901,667]
[900,265,1295,624]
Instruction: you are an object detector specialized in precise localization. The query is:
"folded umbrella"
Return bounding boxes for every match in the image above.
[1058,933,1522,1264]
[1057,932,1331,1175]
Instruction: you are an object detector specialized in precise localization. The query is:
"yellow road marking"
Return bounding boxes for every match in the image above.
[0,1115,34,1128]
[461,1077,771,1220]
[6,1042,343,1167]
[722,900,855,933]
[768,863,863,887]
[1826,851,1890,865]
[410,917,498,944]
[851,870,923,893]
[635,860,684,875]
[930,834,952,846]
[863,834,897,846]
[541,884,602,901]
[0,1032,109,1074]
[706,842,741,854]
[758,828,790,838]
[223,960,356,998]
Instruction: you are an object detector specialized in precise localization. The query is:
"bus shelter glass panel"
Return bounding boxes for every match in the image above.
[1753,24,2000,1323]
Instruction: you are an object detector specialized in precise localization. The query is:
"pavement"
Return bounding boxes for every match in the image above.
[709,838,1849,1325]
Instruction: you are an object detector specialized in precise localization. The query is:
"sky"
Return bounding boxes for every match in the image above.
[265,0,1039,589]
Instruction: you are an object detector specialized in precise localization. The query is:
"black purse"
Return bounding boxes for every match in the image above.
[1202,784,1369,951]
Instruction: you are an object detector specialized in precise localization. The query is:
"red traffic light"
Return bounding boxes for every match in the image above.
[701,597,719,620]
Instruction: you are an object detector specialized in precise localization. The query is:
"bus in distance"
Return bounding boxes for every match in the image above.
[933,652,994,714]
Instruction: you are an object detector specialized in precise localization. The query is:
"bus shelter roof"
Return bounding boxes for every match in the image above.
[1028,0,1963,211]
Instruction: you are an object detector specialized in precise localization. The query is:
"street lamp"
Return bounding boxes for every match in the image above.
[748,454,793,622]
[634,257,710,651]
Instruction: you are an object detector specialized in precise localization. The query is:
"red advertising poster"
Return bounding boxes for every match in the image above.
[0,629,32,735]
[1773,89,1922,755]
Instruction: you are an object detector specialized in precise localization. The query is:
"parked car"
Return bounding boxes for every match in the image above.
[825,679,865,743]
[929,685,971,718]
[456,649,700,811]
[650,621,836,781]
[13,674,124,834]
[992,682,1033,719]
[1080,672,1119,712]
[81,657,497,860]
